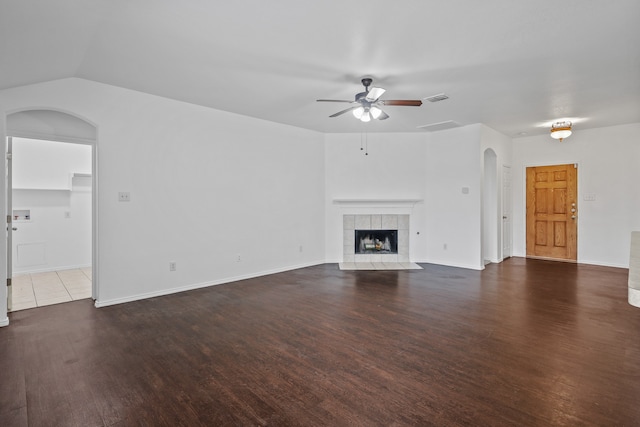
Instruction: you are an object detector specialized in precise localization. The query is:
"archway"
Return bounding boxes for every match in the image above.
[5,109,98,313]
[482,148,499,264]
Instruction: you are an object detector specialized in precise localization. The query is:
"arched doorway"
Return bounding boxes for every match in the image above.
[482,148,499,264]
[5,109,98,312]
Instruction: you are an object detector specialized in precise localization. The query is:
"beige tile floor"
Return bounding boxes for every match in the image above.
[9,267,92,312]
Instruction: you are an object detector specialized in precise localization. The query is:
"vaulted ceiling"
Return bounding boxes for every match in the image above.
[1,0,639,136]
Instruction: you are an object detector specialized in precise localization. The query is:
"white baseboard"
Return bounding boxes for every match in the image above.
[0,317,9,327]
[629,288,640,308]
[13,263,92,275]
[94,260,324,308]
[499,255,629,269]
[420,258,484,271]
[578,259,629,269]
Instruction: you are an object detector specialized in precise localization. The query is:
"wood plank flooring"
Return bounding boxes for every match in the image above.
[1,258,639,426]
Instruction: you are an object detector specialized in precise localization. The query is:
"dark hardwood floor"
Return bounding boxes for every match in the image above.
[1,258,639,426]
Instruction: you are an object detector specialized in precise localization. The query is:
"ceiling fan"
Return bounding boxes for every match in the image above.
[317,78,422,122]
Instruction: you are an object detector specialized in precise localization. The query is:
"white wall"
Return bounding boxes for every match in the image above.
[324,132,429,262]
[0,78,326,309]
[424,124,484,270]
[12,137,91,189]
[512,123,640,268]
[12,176,92,273]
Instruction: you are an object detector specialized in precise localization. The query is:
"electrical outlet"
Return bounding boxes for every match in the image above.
[118,192,131,202]
[236,254,241,262]
[299,245,303,253]
[443,243,448,250]
[169,262,176,271]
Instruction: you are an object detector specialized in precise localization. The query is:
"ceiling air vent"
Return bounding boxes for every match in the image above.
[423,93,449,103]
[417,120,461,132]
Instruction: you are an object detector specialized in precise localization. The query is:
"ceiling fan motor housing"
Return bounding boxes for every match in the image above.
[356,78,373,101]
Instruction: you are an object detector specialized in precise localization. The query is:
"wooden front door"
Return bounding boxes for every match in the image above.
[526,164,577,261]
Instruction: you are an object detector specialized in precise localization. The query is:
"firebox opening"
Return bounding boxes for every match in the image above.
[355,229,398,254]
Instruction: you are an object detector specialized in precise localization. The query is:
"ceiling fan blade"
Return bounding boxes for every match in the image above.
[377,110,389,120]
[365,87,386,102]
[316,99,354,103]
[329,106,359,118]
[380,100,423,106]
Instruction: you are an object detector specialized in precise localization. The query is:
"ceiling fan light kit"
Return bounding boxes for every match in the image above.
[550,121,572,141]
[352,105,383,122]
[317,78,422,122]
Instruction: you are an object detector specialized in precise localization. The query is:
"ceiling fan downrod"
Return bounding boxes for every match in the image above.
[361,78,373,92]
[355,78,373,102]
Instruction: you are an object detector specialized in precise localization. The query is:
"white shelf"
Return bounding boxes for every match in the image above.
[13,187,71,191]
[13,173,92,191]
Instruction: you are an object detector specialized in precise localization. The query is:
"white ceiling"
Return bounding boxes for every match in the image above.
[1,0,639,136]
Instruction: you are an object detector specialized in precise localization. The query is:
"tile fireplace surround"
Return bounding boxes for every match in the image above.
[343,214,410,263]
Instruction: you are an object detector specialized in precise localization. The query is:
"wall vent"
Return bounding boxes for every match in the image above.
[423,93,449,103]
[417,120,461,132]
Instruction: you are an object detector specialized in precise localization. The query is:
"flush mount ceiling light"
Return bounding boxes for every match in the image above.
[550,121,572,141]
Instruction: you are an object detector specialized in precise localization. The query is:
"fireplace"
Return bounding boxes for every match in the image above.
[342,214,410,263]
[355,230,398,254]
